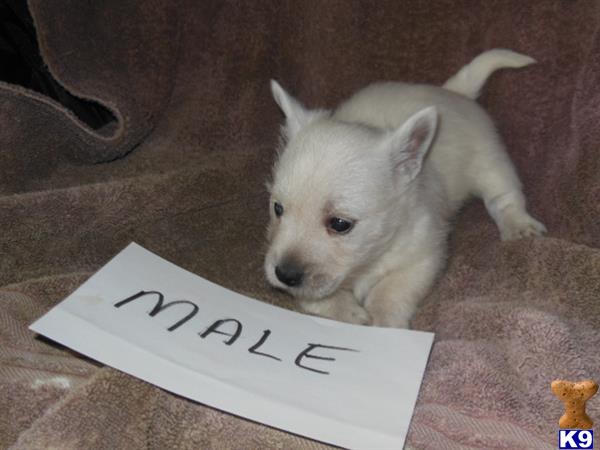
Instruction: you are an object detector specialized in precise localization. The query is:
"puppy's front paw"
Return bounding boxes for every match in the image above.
[339,303,372,326]
[300,292,372,325]
[370,312,410,329]
[498,210,546,241]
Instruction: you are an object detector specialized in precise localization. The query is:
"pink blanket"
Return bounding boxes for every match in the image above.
[1,1,599,448]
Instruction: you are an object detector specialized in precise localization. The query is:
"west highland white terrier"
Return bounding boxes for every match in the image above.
[264,49,546,328]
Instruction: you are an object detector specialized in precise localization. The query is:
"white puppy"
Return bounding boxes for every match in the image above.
[265,49,546,328]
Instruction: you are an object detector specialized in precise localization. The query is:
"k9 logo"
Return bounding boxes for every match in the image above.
[558,430,594,449]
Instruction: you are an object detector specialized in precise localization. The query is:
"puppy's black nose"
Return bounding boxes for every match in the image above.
[275,264,304,287]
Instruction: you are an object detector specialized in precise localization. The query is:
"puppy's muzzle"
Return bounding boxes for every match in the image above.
[275,263,304,287]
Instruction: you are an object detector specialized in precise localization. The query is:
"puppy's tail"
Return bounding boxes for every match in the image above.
[443,49,535,99]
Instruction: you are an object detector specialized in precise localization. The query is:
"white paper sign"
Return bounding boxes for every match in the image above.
[30,243,433,449]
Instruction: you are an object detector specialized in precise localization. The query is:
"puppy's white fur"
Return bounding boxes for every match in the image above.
[265,49,546,328]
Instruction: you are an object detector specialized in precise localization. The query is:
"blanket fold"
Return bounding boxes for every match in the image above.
[0,0,179,192]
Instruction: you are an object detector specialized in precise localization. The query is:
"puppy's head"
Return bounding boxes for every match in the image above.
[265,81,437,300]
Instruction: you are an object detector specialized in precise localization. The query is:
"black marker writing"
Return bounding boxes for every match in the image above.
[114,290,199,331]
[295,343,359,375]
[113,290,361,375]
[248,330,282,361]
[199,318,242,345]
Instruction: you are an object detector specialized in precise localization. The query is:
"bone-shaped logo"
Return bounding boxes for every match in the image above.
[551,379,598,429]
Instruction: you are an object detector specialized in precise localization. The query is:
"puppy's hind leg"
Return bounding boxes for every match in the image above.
[472,143,546,241]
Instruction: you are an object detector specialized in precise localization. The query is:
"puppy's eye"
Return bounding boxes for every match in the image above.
[328,217,354,234]
[273,202,284,217]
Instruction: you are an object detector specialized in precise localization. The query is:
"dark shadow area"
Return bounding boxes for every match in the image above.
[0,0,117,130]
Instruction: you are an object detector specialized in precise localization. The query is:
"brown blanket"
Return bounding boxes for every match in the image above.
[2,1,599,448]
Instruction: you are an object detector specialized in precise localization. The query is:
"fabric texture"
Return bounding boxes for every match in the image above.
[2,1,599,448]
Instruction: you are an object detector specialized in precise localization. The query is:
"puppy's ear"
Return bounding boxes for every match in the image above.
[271,80,324,140]
[380,106,438,185]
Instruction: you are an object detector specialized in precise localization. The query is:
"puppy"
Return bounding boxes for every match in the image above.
[264,49,546,328]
